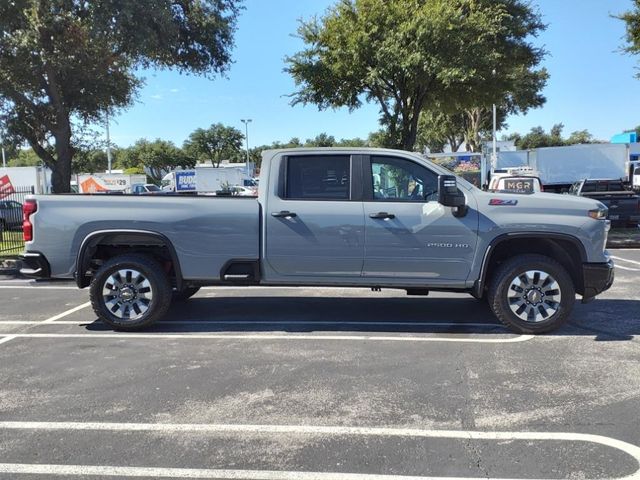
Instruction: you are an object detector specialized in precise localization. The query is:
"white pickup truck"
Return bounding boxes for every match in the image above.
[20,148,614,334]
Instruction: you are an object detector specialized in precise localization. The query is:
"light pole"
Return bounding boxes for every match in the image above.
[240,119,252,164]
[0,127,6,168]
[491,69,497,173]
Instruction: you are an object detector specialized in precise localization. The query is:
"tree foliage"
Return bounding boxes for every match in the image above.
[416,108,508,153]
[183,123,245,167]
[286,0,547,151]
[119,139,194,183]
[619,0,640,77]
[506,124,599,150]
[0,0,241,192]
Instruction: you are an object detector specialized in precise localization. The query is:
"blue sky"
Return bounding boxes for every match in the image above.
[108,0,640,148]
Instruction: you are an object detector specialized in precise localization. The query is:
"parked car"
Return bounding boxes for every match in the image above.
[568,179,640,228]
[130,183,164,195]
[0,200,22,230]
[228,185,257,196]
[20,148,613,334]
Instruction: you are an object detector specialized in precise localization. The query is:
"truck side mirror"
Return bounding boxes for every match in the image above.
[438,175,466,207]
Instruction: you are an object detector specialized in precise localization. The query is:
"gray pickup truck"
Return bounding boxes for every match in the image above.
[20,148,614,334]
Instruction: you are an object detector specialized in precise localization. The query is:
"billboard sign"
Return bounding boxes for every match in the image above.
[0,175,15,199]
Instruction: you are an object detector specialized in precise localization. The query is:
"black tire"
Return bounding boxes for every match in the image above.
[89,254,172,331]
[172,286,201,302]
[488,254,575,334]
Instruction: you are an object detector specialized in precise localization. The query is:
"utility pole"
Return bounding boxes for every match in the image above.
[106,111,112,174]
[240,119,252,174]
[0,128,6,168]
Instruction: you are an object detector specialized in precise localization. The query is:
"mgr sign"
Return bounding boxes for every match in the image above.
[0,175,15,199]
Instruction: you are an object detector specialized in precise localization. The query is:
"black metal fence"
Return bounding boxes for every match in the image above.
[0,186,34,257]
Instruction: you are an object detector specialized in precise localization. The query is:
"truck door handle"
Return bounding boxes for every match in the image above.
[271,211,297,218]
[369,212,395,220]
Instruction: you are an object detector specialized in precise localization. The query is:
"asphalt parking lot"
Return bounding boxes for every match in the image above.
[0,249,639,479]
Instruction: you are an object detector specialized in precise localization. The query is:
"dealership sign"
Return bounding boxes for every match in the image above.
[0,175,15,199]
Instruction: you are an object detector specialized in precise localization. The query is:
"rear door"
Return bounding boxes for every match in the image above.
[362,155,478,283]
[265,154,365,278]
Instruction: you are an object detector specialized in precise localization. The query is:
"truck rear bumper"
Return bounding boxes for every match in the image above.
[582,259,614,301]
[19,252,51,278]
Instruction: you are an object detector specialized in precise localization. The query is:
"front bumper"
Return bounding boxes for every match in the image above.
[19,252,51,278]
[582,259,614,301]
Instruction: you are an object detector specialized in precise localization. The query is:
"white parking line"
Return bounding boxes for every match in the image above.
[0,422,639,479]
[0,285,78,290]
[615,264,640,272]
[40,302,91,324]
[0,332,533,343]
[0,335,16,345]
[611,255,640,267]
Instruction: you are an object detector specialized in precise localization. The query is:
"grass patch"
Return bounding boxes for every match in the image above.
[0,230,24,258]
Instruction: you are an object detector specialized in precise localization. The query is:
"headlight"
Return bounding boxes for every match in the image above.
[588,208,608,220]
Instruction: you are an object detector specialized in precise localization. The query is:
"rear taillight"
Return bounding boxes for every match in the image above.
[23,199,37,242]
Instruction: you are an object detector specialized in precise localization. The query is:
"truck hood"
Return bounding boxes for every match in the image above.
[474,190,605,217]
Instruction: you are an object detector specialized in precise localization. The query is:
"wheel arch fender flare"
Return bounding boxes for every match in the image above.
[474,232,587,297]
[75,229,183,290]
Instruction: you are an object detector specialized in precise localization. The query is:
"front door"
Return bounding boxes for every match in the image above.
[362,155,478,283]
[265,154,365,278]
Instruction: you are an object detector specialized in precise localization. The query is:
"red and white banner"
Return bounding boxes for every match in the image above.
[0,175,15,199]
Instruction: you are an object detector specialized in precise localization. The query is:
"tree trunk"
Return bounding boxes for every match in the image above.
[51,125,74,194]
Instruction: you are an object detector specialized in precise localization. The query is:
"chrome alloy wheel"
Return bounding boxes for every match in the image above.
[507,270,561,323]
[102,269,153,320]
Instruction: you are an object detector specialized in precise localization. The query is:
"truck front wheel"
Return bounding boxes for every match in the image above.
[89,254,172,331]
[488,254,575,334]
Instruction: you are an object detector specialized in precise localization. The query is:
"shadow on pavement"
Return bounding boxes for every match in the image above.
[82,296,640,339]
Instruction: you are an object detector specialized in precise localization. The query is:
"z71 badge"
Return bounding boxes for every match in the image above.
[489,199,518,206]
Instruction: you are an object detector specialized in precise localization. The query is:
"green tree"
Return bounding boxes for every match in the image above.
[72,149,116,174]
[336,137,367,147]
[417,108,509,153]
[286,0,547,151]
[619,1,640,76]
[7,148,42,167]
[183,123,244,167]
[304,133,336,147]
[512,124,564,149]
[565,130,596,145]
[0,0,241,192]
[121,139,194,184]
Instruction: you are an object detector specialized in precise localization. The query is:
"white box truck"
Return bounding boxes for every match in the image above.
[0,166,52,193]
[495,144,638,193]
[162,166,255,194]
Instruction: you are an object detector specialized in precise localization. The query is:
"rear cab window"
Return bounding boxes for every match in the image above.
[285,155,351,200]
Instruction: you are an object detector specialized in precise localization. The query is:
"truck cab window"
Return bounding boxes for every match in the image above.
[286,155,350,200]
[371,156,438,202]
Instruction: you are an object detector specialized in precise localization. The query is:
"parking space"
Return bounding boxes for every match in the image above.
[0,249,639,479]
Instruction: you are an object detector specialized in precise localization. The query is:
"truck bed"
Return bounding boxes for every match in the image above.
[27,195,260,280]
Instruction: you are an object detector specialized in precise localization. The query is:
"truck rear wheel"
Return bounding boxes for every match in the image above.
[89,254,172,331]
[488,254,575,334]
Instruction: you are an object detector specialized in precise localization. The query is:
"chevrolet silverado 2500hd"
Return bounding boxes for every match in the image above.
[20,148,614,334]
